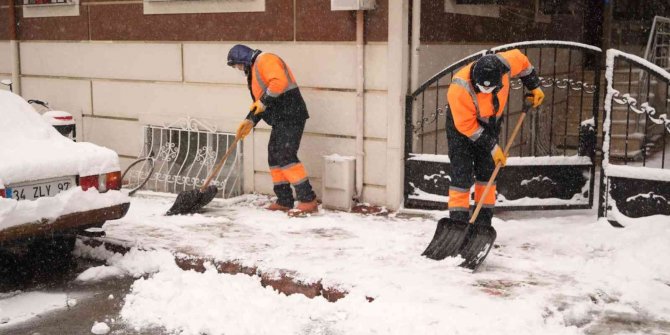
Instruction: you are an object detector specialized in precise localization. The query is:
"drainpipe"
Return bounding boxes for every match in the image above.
[8,0,20,94]
[410,0,421,92]
[355,9,365,202]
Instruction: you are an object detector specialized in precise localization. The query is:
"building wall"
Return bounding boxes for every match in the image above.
[416,0,588,87]
[0,41,11,89]
[3,0,393,206]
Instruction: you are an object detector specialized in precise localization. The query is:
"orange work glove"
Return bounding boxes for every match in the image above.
[530,88,545,107]
[236,119,254,139]
[491,144,506,167]
[250,100,266,115]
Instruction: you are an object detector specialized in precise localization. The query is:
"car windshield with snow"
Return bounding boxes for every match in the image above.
[0,90,129,254]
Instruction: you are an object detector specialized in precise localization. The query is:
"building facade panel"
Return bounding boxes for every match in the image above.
[253,130,387,186]
[95,80,248,132]
[20,41,182,81]
[255,89,386,139]
[21,77,91,141]
[82,116,143,158]
[0,41,11,73]
[184,42,387,90]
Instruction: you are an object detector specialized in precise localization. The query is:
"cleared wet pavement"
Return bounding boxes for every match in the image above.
[0,244,164,335]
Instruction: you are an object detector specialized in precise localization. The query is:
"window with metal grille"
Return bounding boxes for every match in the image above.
[23,0,71,4]
[139,125,243,199]
[142,0,264,15]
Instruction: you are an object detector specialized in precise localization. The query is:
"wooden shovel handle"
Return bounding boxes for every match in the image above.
[469,110,528,224]
[199,136,241,192]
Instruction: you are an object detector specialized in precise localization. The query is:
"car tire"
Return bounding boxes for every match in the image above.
[27,235,77,271]
[0,247,21,289]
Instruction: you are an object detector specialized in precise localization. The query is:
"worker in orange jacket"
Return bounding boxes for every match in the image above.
[446,49,544,226]
[227,44,317,214]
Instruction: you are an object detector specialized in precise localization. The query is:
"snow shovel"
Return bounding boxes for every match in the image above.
[422,97,534,270]
[166,136,241,216]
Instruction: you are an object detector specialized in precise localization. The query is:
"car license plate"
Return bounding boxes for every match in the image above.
[5,176,76,201]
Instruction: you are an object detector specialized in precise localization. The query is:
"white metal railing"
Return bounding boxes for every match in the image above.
[137,117,242,199]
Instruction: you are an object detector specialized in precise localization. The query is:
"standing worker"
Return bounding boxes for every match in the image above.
[227,44,318,215]
[446,49,544,226]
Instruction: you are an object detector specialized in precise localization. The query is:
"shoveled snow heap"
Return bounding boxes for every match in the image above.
[0,90,120,185]
[75,194,670,335]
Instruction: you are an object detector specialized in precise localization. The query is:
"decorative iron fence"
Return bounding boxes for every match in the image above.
[134,118,243,199]
[404,41,602,211]
[600,49,670,223]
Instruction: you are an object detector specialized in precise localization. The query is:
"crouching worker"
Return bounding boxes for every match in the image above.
[446,49,544,226]
[227,44,318,215]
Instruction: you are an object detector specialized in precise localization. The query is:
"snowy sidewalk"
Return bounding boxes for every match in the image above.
[76,193,670,335]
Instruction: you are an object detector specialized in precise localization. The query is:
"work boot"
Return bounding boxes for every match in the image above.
[268,202,292,212]
[449,210,470,223]
[288,199,318,217]
[473,208,494,227]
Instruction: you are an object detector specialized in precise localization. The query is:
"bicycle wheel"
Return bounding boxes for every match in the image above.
[121,157,155,196]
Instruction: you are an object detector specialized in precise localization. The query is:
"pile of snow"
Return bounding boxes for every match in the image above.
[323,153,355,162]
[409,154,591,166]
[0,187,128,230]
[75,245,177,282]
[75,194,670,335]
[91,321,110,335]
[0,90,120,185]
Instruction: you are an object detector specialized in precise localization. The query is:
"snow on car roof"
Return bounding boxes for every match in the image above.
[0,90,120,185]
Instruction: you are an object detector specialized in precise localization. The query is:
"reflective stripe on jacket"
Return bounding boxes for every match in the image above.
[447,49,535,140]
[251,53,298,102]
[246,52,308,126]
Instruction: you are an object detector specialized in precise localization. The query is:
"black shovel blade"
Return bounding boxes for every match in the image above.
[422,217,469,261]
[165,185,219,216]
[458,225,497,271]
[187,185,218,213]
[166,189,203,216]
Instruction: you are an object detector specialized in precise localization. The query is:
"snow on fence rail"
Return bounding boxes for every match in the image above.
[600,49,670,223]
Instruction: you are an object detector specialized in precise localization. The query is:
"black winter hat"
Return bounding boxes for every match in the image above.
[227,44,256,67]
[472,55,503,88]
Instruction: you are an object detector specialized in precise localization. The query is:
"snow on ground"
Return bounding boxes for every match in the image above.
[76,193,670,335]
[0,291,68,328]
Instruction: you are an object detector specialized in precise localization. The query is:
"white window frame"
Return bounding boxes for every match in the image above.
[22,0,80,18]
[444,0,500,18]
[143,0,265,15]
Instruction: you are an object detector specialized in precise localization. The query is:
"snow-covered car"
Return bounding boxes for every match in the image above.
[0,90,129,257]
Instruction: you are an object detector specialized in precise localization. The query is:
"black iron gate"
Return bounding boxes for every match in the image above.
[404,41,603,211]
[600,49,670,224]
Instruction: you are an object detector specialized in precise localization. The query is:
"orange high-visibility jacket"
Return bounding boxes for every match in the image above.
[447,49,535,141]
[247,52,308,125]
[251,53,298,102]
